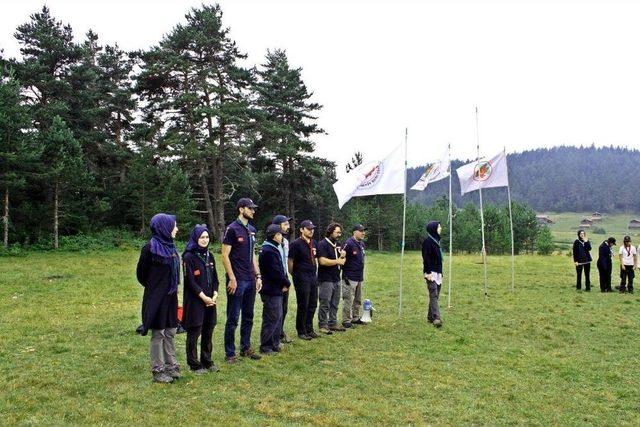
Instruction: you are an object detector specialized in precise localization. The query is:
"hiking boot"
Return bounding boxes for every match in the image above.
[298,333,312,340]
[152,372,174,383]
[225,354,239,364]
[307,330,320,339]
[329,325,346,332]
[191,368,208,375]
[342,322,353,329]
[281,333,294,344]
[165,368,182,379]
[352,318,366,325]
[273,344,283,352]
[260,348,275,355]
[207,363,220,372]
[319,327,333,335]
[433,319,443,328]
[240,348,262,360]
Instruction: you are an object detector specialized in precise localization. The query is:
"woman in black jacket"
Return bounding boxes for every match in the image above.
[422,221,443,327]
[573,230,592,291]
[136,213,181,383]
[182,225,219,374]
[597,237,616,292]
[258,224,291,354]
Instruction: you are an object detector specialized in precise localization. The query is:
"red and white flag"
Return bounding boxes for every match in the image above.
[456,150,509,195]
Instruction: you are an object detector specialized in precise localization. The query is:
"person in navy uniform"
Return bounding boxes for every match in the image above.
[288,220,320,340]
[272,214,294,344]
[422,221,443,327]
[597,237,616,293]
[341,224,367,328]
[258,224,291,354]
[572,230,592,291]
[221,198,263,363]
[136,213,181,383]
[182,224,219,374]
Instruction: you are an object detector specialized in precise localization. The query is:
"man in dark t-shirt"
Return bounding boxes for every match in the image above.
[317,223,346,334]
[342,224,366,328]
[288,220,319,340]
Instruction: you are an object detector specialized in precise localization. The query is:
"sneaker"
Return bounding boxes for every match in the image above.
[342,322,353,329]
[307,330,320,339]
[260,348,275,355]
[240,348,262,360]
[152,372,174,383]
[297,333,312,340]
[319,327,333,335]
[352,319,366,325]
[329,325,346,332]
[207,363,220,373]
[225,355,239,364]
[433,319,443,328]
[165,368,182,379]
[191,368,208,375]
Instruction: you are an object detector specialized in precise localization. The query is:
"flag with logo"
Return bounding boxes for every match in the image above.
[333,143,405,209]
[456,150,509,195]
[410,147,450,191]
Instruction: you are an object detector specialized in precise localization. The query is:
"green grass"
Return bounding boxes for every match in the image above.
[1,249,639,425]
[540,212,640,251]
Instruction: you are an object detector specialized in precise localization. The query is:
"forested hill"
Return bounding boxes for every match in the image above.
[408,146,640,213]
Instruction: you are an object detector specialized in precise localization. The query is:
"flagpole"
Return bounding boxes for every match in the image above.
[475,107,489,298]
[447,142,453,309]
[398,128,408,315]
[505,147,515,291]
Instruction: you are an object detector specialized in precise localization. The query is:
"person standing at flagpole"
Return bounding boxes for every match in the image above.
[422,221,443,328]
[572,230,592,291]
[342,224,367,328]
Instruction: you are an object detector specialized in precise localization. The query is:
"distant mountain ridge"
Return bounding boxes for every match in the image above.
[407,146,640,213]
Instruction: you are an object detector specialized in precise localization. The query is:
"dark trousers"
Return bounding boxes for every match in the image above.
[427,280,441,322]
[280,289,290,337]
[224,280,256,357]
[260,294,283,352]
[186,322,215,370]
[294,280,318,335]
[598,266,612,292]
[576,263,591,290]
[620,265,635,292]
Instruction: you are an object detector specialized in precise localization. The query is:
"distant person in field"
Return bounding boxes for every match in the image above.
[317,223,347,334]
[272,214,294,344]
[258,224,291,354]
[573,229,592,291]
[182,225,219,374]
[341,224,367,328]
[618,235,636,294]
[597,237,616,293]
[136,213,181,383]
[422,221,443,328]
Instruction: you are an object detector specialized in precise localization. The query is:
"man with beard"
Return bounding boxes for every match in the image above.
[221,198,263,363]
[272,214,294,344]
[317,223,347,334]
[342,224,367,328]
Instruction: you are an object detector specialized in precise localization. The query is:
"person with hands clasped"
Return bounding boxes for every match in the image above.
[573,230,592,291]
[619,235,636,294]
[422,221,444,328]
[258,224,291,355]
[221,198,262,363]
[317,223,347,334]
[182,224,220,375]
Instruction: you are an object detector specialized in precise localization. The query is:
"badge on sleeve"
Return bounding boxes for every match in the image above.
[237,237,244,243]
[194,269,201,277]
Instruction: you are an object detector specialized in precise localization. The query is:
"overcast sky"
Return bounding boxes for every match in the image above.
[2,0,639,172]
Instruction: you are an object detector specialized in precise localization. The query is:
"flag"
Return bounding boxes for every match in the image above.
[410,147,450,191]
[456,150,509,195]
[333,143,405,209]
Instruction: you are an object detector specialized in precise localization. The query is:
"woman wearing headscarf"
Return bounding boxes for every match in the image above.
[573,230,592,291]
[136,213,181,383]
[182,225,220,374]
[422,221,443,328]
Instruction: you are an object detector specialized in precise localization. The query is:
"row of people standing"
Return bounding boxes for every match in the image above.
[136,198,368,383]
[573,230,636,293]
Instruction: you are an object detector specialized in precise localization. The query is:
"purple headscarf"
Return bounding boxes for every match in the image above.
[183,224,210,256]
[149,213,179,294]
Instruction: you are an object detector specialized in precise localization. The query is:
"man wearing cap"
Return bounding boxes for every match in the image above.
[258,224,291,354]
[288,220,320,340]
[317,223,347,334]
[341,224,367,328]
[597,237,616,292]
[221,198,262,363]
[272,214,294,344]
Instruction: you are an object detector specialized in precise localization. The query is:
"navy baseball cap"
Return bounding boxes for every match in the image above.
[353,224,367,232]
[236,198,258,209]
[266,224,283,238]
[300,220,316,229]
[272,215,292,225]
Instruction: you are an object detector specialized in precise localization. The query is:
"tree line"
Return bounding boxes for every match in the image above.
[0,4,551,255]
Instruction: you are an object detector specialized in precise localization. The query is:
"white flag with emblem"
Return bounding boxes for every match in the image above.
[410,147,450,191]
[456,150,509,195]
[333,143,405,209]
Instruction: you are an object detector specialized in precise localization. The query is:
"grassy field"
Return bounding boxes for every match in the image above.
[1,249,639,425]
[541,212,640,251]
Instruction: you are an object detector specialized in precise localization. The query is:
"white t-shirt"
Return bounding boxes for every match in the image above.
[619,245,637,266]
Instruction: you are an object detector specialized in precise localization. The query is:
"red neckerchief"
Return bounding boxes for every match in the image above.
[303,236,316,267]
